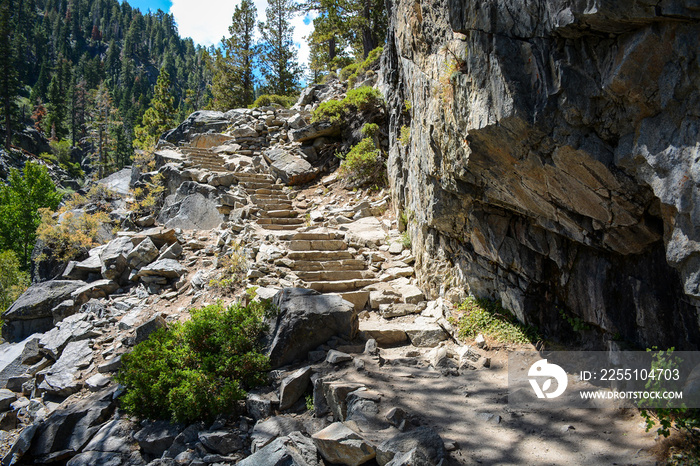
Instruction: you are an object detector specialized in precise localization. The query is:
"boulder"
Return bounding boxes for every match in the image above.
[29,387,117,459]
[158,192,224,230]
[264,288,358,368]
[96,168,131,196]
[279,366,313,410]
[83,419,137,453]
[230,125,258,138]
[129,314,167,346]
[38,340,93,396]
[0,336,35,388]
[312,422,375,466]
[0,389,17,412]
[375,427,445,466]
[38,313,99,360]
[263,147,319,185]
[289,121,340,143]
[100,237,134,281]
[237,432,321,466]
[2,280,87,342]
[134,420,182,457]
[198,430,244,455]
[250,416,304,453]
[65,451,123,466]
[136,259,186,279]
[126,237,159,269]
[163,110,231,144]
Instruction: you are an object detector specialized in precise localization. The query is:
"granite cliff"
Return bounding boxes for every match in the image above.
[381,0,700,349]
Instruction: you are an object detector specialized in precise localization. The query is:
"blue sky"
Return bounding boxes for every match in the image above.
[122,0,315,67]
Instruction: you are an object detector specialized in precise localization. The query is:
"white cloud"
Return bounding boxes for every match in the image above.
[170,0,315,68]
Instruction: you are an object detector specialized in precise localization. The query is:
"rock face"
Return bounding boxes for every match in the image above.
[381,0,700,349]
[163,110,232,144]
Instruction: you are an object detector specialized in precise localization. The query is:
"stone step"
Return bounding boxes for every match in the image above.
[257,217,304,225]
[288,250,355,261]
[258,224,302,231]
[244,182,281,190]
[296,270,373,281]
[289,239,348,251]
[253,200,293,210]
[261,209,298,218]
[307,279,379,293]
[290,259,367,271]
[255,188,287,195]
[235,173,274,182]
[292,231,345,241]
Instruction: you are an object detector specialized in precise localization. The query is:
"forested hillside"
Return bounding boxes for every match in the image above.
[0,0,212,174]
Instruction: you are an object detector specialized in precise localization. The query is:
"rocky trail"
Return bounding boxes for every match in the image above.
[0,91,664,466]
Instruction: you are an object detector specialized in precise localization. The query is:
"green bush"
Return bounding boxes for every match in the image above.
[312,99,346,125]
[339,137,385,187]
[250,94,296,109]
[361,123,379,138]
[312,86,384,124]
[451,297,540,345]
[0,250,29,314]
[117,301,270,423]
[361,46,383,71]
[340,63,359,80]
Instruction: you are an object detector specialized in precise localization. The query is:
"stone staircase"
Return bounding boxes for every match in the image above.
[181,146,227,172]
[237,173,306,231]
[286,231,379,293]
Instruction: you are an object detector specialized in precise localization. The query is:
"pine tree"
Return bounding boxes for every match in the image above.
[258,0,302,96]
[0,0,19,148]
[213,0,258,109]
[134,68,176,149]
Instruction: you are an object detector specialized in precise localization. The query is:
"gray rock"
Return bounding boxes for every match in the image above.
[326,350,353,364]
[375,427,445,466]
[311,422,375,466]
[231,125,258,138]
[246,392,275,420]
[163,110,231,144]
[263,147,319,185]
[130,314,167,346]
[83,419,136,453]
[2,423,38,465]
[0,389,17,412]
[1,280,86,342]
[279,366,313,410]
[0,337,35,389]
[66,451,122,466]
[321,381,365,421]
[405,324,448,348]
[29,386,117,458]
[39,313,98,360]
[158,242,183,261]
[134,420,182,457]
[265,288,358,369]
[198,430,244,455]
[38,340,93,396]
[98,354,123,373]
[127,237,160,269]
[237,432,321,466]
[100,236,135,281]
[136,259,186,279]
[289,121,340,143]
[158,192,224,230]
[250,416,304,453]
[85,374,111,391]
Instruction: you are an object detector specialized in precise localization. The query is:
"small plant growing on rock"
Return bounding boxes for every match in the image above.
[451,297,539,345]
[338,137,386,187]
[117,301,270,423]
[399,125,411,146]
[250,94,297,109]
[312,86,385,124]
[400,231,411,249]
[129,172,166,218]
[209,241,248,292]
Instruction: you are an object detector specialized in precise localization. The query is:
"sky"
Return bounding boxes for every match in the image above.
[125,0,315,69]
